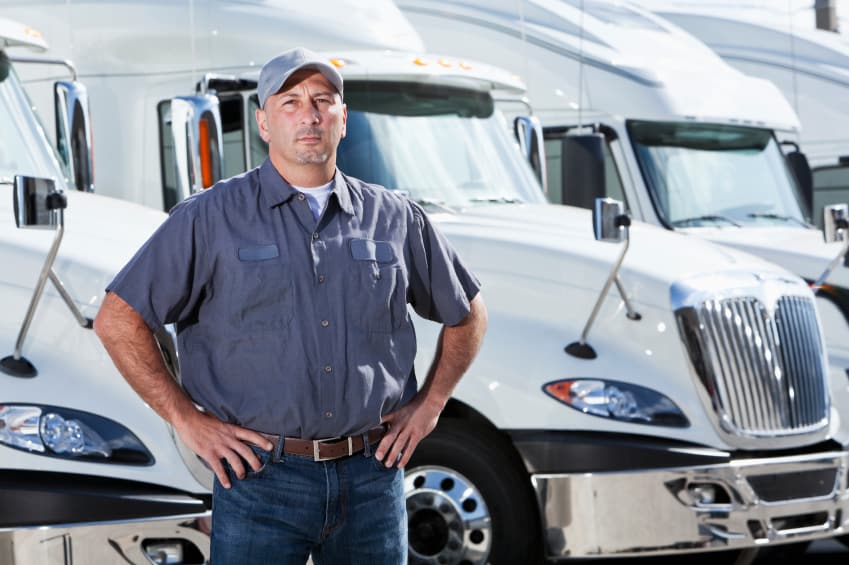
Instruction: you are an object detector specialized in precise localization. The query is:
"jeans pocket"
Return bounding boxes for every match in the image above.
[370,452,397,472]
[224,444,271,480]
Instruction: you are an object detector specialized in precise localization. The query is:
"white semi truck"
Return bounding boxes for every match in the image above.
[630,0,849,228]
[398,0,849,451]
[161,49,849,563]
[3,4,849,564]
[0,17,213,564]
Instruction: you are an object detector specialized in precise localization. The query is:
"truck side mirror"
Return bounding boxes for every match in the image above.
[168,95,223,201]
[13,176,65,229]
[513,116,548,193]
[561,133,605,209]
[54,81,94,192]
[4,176,90,379]
[593,197,629,243]
[823,204,849,243]
[782,142,813,220]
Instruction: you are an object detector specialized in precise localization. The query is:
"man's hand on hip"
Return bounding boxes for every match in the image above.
[173,409,273,489]
[375,395,443,469]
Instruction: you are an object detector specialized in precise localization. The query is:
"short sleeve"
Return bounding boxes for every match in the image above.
[406,203,481,326]
[106,198,207,332]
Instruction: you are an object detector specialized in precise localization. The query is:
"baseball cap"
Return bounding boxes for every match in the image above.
[257,47,344,109]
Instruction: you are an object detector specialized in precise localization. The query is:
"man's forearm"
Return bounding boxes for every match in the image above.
[93,292,196,427]
[420,293,488,408]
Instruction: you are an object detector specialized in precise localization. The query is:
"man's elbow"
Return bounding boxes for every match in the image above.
[93,291,141,342]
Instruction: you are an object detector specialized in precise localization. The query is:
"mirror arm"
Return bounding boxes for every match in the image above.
[576,230,629,347]
[614,276,642,321]
[10,217,65,362]
[812,234,849,293]
[47,269,94,329]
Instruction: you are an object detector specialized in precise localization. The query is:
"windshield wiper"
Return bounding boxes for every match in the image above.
[415,198,457,214]
[671,215,742,228]
[747,213,809,227]
[469,196,524,204]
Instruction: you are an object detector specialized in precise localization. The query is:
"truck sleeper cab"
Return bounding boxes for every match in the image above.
[161,50,849,563]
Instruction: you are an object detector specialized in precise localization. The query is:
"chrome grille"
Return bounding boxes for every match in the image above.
[681,294,827,437]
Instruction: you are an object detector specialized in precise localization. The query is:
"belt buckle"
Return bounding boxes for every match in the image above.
[312,436,354,461]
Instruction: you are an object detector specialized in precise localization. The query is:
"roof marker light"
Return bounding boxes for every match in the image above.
[437,58,453,68]
[413,57,429,66]
[329,58,346,69]
[459,62,473,70]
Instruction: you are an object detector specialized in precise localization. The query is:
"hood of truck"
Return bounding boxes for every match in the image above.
[0,188,166,308]
[683,225,849,289]
[433,203,798,311]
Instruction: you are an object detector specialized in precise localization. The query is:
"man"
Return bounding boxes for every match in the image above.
[94,47,487,564]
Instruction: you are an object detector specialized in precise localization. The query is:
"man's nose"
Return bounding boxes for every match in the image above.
[301,104,321,124]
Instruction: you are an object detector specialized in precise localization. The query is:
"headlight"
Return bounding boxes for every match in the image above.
[543,379,689,427]
[0,404,153,465]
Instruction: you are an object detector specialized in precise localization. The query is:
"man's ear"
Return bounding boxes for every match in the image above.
[255,108,271,142]
[340,103,347,139]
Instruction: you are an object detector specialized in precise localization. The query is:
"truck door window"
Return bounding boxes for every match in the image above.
[218,94,245,178]
[813,165,849,230]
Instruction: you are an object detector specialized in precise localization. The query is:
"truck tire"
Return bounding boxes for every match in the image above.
[404,418,542,565]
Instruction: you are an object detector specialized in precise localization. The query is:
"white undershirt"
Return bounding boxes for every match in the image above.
[292,180,334,221]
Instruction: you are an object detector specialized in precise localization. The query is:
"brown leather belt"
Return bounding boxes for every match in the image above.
[258,426,386,462]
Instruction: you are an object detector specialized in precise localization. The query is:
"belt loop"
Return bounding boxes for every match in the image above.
[274,434,285,463]
[362,432,372,457]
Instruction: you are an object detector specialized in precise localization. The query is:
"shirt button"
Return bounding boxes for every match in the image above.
[297,193,306,201]
[324,365,332,374]
[321,319,329,328]
[312,232,319,240]
[318,275,326,284]
[325,411,333,418]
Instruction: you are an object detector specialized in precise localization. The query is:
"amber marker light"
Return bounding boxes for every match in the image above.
[437,58,453,67]
[459,62,473,70]
[543,380,573,402]
[199,117,214,189]
[413,57,430,66]
[329,58,346,69]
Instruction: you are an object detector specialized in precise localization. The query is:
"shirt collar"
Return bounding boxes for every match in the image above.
[259,158,355,216]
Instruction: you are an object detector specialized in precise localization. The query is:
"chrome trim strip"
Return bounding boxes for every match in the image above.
[532,450,849,558]
[0,512,211,564]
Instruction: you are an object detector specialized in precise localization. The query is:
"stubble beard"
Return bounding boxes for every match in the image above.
[295,149,330,165]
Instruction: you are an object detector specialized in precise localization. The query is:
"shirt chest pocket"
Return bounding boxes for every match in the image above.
[227,244,294,332]
[349,239,408,333]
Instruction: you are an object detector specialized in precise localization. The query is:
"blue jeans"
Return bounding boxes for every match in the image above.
[210,444,407,565]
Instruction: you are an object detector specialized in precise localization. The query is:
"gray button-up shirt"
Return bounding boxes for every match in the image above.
[107,159,480,439]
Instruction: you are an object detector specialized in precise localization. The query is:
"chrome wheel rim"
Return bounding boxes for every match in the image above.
[404,465,492,565]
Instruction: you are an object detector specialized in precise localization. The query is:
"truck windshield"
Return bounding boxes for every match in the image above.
[0,57,64,186]
[247,81,545,207]
[628,121,807,228]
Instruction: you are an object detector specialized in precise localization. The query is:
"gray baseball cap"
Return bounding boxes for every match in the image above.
[257,47,344,109]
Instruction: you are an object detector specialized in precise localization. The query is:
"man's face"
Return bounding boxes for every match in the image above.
[256,69,347,169]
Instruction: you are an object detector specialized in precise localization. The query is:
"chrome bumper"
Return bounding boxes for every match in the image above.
[532,450,849,558]
[0,512,211,564]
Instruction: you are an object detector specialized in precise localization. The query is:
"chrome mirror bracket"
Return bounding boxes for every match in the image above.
[566,198,640,359]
